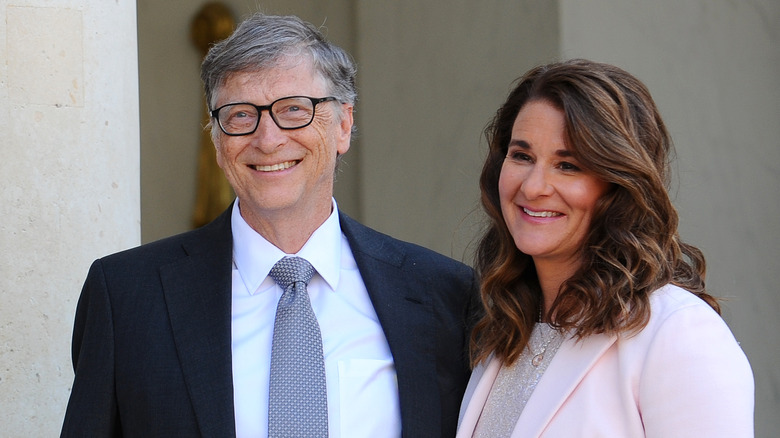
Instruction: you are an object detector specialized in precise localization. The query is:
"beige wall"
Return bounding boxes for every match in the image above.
[0,0,140,436]
[355,1,560,261]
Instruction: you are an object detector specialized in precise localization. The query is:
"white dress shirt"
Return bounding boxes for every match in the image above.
[230,199,401,438]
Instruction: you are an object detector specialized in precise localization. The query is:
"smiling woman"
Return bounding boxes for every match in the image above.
[498,100,610,285]
[457,59,754,438]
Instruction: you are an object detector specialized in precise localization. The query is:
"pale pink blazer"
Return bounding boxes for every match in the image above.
[457,285,754,438]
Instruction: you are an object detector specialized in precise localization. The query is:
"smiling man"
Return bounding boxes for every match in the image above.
[61,13,478,438]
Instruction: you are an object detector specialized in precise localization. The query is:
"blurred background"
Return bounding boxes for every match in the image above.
[1,0,777,436]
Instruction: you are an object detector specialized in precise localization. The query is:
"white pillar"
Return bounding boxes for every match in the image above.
[0,1,139,435]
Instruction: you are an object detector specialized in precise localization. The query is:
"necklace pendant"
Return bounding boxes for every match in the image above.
[531,353,544,367]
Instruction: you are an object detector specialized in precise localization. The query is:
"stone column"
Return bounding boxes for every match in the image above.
[0,1,139,435]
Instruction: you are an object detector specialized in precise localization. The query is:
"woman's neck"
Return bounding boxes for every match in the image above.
[534,256,581,317]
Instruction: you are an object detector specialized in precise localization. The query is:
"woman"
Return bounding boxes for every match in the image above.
[457,59,754,437]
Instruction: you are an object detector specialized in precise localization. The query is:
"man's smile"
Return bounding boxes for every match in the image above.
[249,160,299,172]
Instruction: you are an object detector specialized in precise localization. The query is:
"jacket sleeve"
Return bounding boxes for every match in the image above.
[638,297,754,438]
[60,259,122,437]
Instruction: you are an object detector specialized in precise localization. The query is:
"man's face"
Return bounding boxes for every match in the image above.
[212,59,353,231]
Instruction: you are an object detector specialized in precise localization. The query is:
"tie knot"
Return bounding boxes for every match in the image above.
[269,257,315,289]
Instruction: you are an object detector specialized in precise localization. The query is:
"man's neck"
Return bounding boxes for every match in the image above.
[239,200,334,254]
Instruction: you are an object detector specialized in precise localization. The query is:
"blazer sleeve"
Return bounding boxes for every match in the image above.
[60,259,122,437]
[638,295,754,438]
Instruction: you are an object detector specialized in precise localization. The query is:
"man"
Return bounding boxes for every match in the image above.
[61,13,477,438]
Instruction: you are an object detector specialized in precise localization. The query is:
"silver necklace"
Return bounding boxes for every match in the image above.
[531,306,559,367]
[530,325,559,366]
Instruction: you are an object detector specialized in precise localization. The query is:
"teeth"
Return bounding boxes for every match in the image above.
[254,161,296,172]
[523,207,561,218]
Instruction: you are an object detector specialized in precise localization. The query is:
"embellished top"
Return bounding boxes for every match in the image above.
[472,323,565,437]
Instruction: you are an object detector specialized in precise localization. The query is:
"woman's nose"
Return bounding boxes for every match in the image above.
[521,166,553,199]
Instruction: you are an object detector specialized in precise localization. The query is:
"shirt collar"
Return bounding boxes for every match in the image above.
[231,198,343,295]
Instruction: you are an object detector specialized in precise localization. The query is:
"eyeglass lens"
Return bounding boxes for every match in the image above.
[218,97,317,134]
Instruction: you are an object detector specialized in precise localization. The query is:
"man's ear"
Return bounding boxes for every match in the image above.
[336,104,354,155]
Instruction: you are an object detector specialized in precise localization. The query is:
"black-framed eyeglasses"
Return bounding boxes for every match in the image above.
[210,96,338,136]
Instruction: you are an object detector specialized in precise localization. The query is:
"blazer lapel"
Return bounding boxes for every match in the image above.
[456,358,502,438]
[456,333,616,438]
[512,332,617,437]
[339,213,440,436]
[160,208,237,438]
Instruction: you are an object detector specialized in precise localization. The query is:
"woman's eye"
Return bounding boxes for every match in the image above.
[559,161,581,171]
[507,150,531,162]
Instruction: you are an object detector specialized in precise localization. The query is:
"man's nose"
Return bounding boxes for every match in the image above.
[250,111,287,152]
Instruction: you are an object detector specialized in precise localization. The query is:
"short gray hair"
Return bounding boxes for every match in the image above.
[200,13,357,112]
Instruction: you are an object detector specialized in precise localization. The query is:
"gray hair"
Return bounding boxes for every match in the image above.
[200,13,357,112]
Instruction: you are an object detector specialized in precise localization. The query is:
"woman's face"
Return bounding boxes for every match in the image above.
[498,100,610,271]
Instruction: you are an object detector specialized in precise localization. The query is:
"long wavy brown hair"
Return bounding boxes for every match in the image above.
[471,59,719,367]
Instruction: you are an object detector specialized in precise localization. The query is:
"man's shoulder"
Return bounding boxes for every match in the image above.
[99,208,232,268]
[338,212,473,274]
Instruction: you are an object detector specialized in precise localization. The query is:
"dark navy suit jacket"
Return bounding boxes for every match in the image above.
[61,207,478,437]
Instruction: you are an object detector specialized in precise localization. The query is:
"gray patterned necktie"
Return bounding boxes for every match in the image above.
[267,257,328,437]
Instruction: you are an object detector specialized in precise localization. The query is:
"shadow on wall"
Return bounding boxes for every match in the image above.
[190,2,236,228]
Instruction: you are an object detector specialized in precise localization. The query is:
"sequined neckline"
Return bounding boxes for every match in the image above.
[472,323,566,438]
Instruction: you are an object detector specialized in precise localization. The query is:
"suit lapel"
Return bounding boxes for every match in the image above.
[160,208,237,438]
[339,213,440,436]
[512,332,617,437]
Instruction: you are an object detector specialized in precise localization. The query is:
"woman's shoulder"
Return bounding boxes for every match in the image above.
[623,287,754,435]
[627,284,739,350]
[615,284,728,349]
[650,284,720,322]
